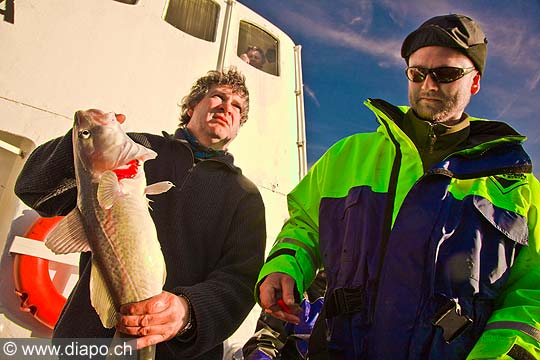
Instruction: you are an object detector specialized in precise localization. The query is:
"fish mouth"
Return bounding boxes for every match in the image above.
[109,141,156,178]
[82,134,157,178]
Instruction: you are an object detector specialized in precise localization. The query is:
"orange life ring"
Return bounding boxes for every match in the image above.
[13,216,67,329]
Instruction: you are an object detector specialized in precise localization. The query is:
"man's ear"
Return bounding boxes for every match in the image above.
[187,108,193,117]
[471,74,481,95]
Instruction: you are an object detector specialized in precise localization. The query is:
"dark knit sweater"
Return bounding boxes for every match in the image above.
[14,129,267,359]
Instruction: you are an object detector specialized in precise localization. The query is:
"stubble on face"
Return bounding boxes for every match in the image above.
[407,46,477,124]
[409,89,467,124]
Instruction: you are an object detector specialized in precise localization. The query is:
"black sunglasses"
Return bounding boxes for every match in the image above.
[405,66,476,84]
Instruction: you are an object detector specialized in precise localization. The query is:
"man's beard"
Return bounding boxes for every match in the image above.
[411,91,468,124]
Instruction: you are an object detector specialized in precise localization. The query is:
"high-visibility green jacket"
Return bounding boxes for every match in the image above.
[257,99,540,359]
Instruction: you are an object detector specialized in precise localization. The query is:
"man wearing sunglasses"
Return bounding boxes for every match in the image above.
[256,13,540,359]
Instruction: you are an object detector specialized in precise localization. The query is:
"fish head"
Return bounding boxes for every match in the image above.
[73,109,157,179]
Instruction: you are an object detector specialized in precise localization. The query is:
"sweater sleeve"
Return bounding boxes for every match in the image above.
[467,174,540,359]
[14,130,78,217]
[170,188,267,357]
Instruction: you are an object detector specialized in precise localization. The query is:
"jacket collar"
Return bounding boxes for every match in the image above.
[365,98,532,177]
[365,98,526,152]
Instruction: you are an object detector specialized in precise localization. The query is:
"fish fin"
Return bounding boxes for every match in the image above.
[144,181,175,195]
[90,260,117,328]
[45,208,91,254]
[98,170,122,210]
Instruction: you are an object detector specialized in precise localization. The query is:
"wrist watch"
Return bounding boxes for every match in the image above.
[177,294,193,336]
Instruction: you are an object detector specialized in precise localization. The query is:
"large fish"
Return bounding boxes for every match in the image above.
[45,109,173,356]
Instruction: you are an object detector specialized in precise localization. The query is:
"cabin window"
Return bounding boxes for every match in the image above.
[164,0,220,42]
[237,21,279,76]
[113,0,139,4]
[0,132,35,253]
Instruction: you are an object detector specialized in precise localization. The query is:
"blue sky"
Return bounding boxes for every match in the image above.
[241,0,540,173]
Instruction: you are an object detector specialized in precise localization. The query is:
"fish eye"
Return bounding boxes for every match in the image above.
[78,130,91,139]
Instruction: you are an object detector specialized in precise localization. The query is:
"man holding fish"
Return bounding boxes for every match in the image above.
[15,67,266,359]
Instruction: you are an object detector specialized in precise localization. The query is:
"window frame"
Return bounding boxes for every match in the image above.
[237,20,280,76]
[163,0,221,42]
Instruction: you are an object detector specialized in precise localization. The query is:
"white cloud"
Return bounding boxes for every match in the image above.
[304,84,320,107]
[529,71,540,92]
[349,16,364,26]
[273,2,403,65]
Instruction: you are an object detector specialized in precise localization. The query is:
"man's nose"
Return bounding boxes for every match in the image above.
[220,101,233,115]
[421,73,439,90]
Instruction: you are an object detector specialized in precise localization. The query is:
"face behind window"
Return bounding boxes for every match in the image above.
[246,48,265,69]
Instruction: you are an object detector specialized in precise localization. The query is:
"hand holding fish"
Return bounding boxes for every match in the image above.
[116,291,190,349]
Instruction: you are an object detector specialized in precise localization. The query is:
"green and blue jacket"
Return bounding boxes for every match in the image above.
[257,99,540,359]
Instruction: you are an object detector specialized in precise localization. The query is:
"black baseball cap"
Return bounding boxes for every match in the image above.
[401,14,488,74]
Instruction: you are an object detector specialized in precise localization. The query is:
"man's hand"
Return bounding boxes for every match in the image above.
[116,291,190,349]
[259,272,301,324]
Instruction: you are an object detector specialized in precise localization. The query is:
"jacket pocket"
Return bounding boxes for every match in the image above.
[472,195,528,246]
[434,194,527,298]
[320,186,386,285]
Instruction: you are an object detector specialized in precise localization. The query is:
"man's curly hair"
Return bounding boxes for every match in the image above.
[179,67,249,126]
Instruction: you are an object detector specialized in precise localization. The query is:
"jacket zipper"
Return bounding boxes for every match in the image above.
[428,123,436,154]
[367,100,404,323]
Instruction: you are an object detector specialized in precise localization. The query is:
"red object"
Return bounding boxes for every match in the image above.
[13,216,67,329]
[112,159,139,180]
[277,298,293,314]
